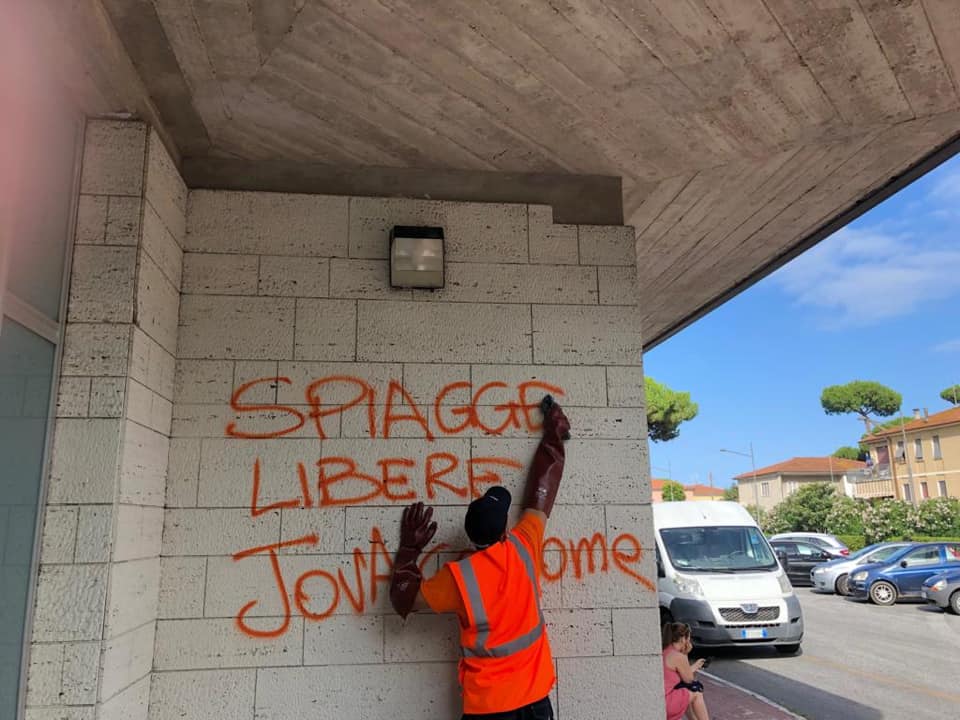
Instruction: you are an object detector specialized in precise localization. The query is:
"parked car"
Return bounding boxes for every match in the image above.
[848,543,960,606]
[810,542,914,595]
[921,569,960,614]
[769,532,849,557]
[770,540,833,586]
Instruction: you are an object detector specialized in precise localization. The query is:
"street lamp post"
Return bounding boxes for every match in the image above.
[721,444,759,522]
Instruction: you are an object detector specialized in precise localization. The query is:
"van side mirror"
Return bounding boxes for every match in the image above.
[656,558,665,578]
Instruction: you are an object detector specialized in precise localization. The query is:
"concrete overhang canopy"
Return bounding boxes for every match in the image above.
[36,1,960,346]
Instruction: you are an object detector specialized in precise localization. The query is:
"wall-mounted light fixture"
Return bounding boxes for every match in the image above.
[390,226,444,289]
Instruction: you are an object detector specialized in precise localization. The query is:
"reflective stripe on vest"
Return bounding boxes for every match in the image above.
[459,534,545,659]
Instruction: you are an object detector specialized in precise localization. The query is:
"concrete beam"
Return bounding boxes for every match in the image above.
[182,158,625,226]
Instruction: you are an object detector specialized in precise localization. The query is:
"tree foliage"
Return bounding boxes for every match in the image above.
[832,446,864,461]
[862,499,912,544]
[820,381,901,430]
[760,493,960,543]
[911,498,960,536]
[825,496,865,535]
[722,484,739,502]
[941,385,960,406]
[661,480,686,502]
[764,483,838,533]
[645,377,698,443]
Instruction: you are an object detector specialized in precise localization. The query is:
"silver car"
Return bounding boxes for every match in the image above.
[922,570,960,614]
[810,542,913,595]
[770,532,849,557]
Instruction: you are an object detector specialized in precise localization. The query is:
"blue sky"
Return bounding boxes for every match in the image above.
[646,154,960,490]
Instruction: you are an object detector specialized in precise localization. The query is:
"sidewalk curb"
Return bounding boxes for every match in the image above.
[700,671,805,719]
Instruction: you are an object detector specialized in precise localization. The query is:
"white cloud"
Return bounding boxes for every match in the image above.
[933,339,960,353]
[772,226,960,328]
[932,169,960,201]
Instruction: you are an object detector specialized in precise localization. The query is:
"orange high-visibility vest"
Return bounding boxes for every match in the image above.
[448,530,555,714]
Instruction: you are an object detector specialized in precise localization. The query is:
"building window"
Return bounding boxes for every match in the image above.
[914,438,923,461]
[895,440,905,462]
[903,484,913,502]
[932,435,942,460]
[939,480,948,497]
[921,482,929,499]
[761,482,770,498]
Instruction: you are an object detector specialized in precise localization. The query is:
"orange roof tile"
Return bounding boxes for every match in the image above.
[861,406,960,443]
[652,479,724,495]
[685,484,725,496]
[734,456,866,481]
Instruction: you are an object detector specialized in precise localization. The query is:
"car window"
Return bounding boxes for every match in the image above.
[946,545,960,563]
[795,543,820,557]
[866,545,905,563]
[806,538,830,549]
[902,547,941,567]
[773,542,795,554]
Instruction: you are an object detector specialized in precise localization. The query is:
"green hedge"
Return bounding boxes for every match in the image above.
[837,535,867,552]
[836,534,960,552]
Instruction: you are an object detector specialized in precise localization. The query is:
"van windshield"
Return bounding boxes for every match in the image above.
[660,526,778,572]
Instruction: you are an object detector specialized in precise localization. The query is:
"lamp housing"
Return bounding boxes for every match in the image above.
[389,226,444,289]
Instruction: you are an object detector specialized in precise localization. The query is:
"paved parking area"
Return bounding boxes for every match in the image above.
[705,588,960,719]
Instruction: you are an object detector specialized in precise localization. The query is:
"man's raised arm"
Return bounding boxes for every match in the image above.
[522,396,571,521]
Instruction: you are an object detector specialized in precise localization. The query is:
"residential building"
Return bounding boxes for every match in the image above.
[859,407,960,504]
[734,457,867,511]
[652,479,725,502]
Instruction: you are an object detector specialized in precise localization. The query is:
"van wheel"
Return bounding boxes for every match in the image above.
[869,581,897,606]
[949,591,960,615]
[775,644,800,655]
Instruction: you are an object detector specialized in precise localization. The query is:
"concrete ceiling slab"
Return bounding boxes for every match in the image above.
[24,0,960,346]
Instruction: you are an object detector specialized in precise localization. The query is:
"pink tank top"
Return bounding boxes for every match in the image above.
[662,647,683,689]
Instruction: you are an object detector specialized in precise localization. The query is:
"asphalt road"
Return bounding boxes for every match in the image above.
[704,587,960,720]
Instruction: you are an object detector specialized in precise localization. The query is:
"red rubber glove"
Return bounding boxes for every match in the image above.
[390,502,438,618]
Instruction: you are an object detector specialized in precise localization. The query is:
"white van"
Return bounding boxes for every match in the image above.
[653,501,803,654]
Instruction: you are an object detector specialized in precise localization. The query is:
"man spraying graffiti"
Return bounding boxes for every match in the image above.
[390,395,571,720]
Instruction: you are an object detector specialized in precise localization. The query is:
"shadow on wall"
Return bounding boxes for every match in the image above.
[705,653,882,720]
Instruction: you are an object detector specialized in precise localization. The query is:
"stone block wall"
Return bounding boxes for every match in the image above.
[26,118,662,720]
[153,193,662,719]
[26,120,186,720]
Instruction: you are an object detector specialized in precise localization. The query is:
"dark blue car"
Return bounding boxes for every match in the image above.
[847,542,960,606]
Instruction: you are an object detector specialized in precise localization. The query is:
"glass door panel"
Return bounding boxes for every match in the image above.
[0,318,55,717]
